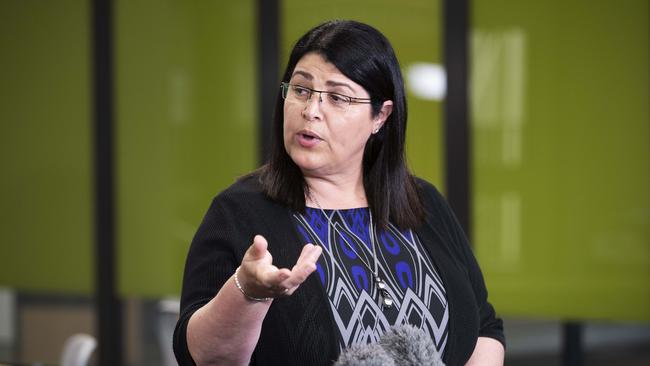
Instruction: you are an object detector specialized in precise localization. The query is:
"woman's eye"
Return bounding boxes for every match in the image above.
[328,93,349,105]
[292,86,310,97]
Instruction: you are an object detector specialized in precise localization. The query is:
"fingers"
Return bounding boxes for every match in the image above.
[280,244,322,291]
[302,243,323,264]
[245,235,268,261]
[238,238,322,299]
[261,267,291,284]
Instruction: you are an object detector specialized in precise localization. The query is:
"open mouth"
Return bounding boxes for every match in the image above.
[296,130,322,147]
[299,131,321,141]
[300,133,318,141]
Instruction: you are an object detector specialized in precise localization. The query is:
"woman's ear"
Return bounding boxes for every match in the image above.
[372,100,393,133]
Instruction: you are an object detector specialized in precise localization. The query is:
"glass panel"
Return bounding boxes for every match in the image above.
[0,0,93,294]
[0,1,97,364]
[471,0,650,321]
[115,0,257,297]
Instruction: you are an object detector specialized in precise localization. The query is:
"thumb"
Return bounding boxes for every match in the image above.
[246,234,268,260]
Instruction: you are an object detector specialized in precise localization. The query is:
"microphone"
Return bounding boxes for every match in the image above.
[335,342,395,366]
[335,324,445,366]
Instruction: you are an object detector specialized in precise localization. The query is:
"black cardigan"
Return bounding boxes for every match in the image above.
[173,175,504,366]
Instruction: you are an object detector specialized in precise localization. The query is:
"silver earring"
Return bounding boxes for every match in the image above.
[372,127,380,134]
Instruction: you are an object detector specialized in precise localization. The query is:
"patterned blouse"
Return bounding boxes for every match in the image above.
[292,207,449,354]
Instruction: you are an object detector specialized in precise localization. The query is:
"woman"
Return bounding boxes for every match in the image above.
[174,20,505,366]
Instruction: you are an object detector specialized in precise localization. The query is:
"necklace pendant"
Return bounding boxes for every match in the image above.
[382,296,394,308]
[376,276,386,290]
[375,276,393,309]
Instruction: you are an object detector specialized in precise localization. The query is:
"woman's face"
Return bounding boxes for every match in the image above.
[283,53,392,180]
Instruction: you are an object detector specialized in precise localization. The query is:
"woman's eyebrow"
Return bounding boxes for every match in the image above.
[325,80,354,93]
[291,70,355,93]
[291,70,312,80]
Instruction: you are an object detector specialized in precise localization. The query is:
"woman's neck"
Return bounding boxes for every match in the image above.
[303,174,367,209]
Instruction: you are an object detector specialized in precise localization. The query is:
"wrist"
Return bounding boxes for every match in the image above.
[234,266,273,302]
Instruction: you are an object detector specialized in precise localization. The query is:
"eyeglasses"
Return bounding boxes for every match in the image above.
[280,82,373,113]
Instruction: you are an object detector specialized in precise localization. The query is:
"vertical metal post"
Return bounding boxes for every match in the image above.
[257,0,280,164]
[443,0,472,239]
[91,0,122,364]
[563,322,584,366]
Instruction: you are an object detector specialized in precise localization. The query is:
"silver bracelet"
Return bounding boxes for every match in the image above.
[234,266,272,302]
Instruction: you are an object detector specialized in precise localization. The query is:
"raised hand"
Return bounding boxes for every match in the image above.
[237,235,322,300]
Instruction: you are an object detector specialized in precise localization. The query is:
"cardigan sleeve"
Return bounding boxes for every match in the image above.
[422,182,506,349]
[172,194,248,366]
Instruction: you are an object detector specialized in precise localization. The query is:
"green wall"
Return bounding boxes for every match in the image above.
[472,0,650,321]
[0,0,93,294]
[115,0,257,297]
[0,0,258,297]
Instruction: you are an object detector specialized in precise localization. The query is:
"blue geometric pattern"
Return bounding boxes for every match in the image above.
[293,208,449,355]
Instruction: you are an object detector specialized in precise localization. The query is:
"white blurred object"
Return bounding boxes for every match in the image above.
[158,297,181,366]
[60,333,97,366]
[406,63,446,101]
[0,288,14,345]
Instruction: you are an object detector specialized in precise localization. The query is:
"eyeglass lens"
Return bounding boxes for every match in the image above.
[281,83,366,112]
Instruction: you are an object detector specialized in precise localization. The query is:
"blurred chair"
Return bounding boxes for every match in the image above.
[157,298,180,366]
[60,333,96,366]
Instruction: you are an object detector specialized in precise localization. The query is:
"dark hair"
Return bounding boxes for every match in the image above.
[258,20,423,229]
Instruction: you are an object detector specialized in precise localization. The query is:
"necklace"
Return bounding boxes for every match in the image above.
[307,190,394,309]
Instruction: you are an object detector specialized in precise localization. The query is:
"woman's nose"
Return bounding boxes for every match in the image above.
[307,90,323,103]
[302,92,324,120]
